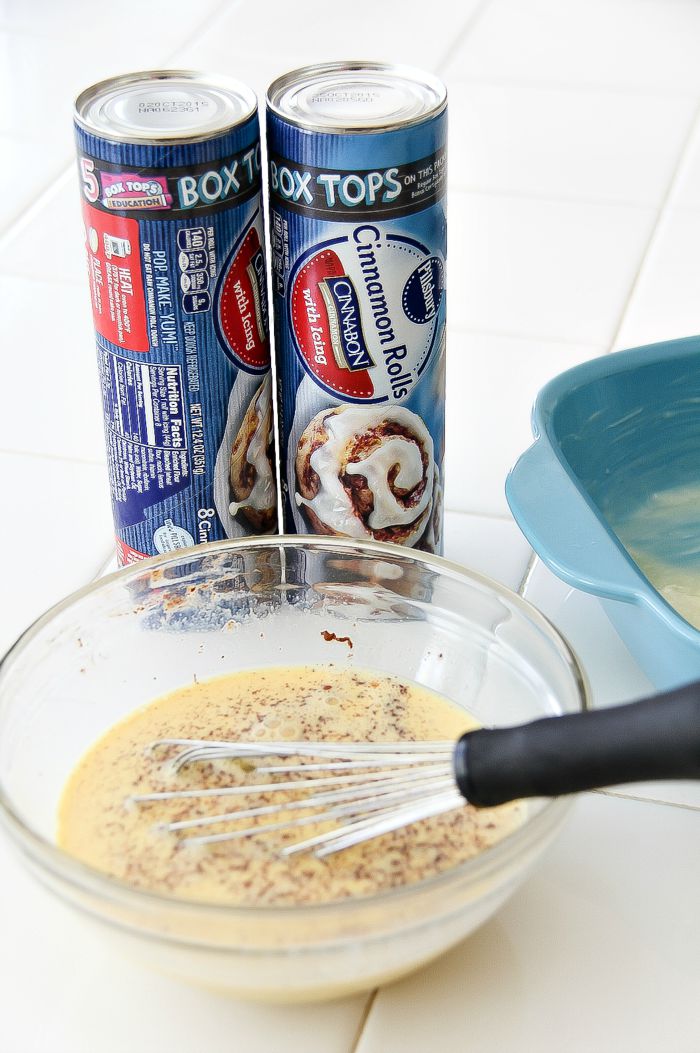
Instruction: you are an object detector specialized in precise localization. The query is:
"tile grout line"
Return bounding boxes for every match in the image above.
[445,323,606,347]
[0,167,75,254]
[90,544,118,580]
[162,0,239,62]
[443,71,700,101]
[516,550,538,596]
[95,547,119,579]
[444,506,518,523]
[0,273,85,288]
[606,98,700,353]
[0,447,107,469]
[435,0,494,73]
[347,988,380,1053]
[0,159,74,241]
[596,787,700,813]
[0,0,238,46]
[447,182,671,212]
[444,322,604,350]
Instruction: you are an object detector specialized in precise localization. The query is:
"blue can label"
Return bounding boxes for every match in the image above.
[268,116,447,553]
[75,120,278,564]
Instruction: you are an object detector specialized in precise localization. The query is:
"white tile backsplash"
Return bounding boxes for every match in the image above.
[172,0,484,78]
[443,509,532,588]
[523,558,655,706]
[0,0,225,42]
[0,138,71,237]
[668,116,700,211]
[0,2,224,145]
[0,170,86,282]
[357,793,700,1053]
[0,276,105,461]
[0,451,112,655]
[0,835,370,1053]
[613,206,700,350]
[0,33,139,142]
[444,330,601,515]
[447,80,695,206]
[447,0,700,92]
[448,191,657,344]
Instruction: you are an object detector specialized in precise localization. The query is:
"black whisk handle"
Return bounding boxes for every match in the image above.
[453,681,700,808]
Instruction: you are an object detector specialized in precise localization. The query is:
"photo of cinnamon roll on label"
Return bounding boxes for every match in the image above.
[295,404,436,548]
[229,373,277,533]
[419,466,443,553]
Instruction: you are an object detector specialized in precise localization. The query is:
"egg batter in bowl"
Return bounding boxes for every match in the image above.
[58,666,523,907]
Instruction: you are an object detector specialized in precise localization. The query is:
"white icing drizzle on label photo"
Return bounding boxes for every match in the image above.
[229,374,276,516]
[295,405,434,546]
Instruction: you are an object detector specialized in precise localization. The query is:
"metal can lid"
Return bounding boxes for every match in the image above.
[74,70,258,145]
[266,61,447,133]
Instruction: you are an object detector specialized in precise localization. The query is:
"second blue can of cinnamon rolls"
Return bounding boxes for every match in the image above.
[266,62,447,553]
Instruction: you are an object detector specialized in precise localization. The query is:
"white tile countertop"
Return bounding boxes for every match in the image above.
[1,1,699,1050]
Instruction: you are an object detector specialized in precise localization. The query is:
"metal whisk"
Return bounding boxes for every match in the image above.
[129,683,700,857]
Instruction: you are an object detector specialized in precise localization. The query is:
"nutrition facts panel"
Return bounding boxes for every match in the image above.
[98,345,190,524]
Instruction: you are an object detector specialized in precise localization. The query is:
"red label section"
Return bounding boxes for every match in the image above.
[82,202,149,352]
[115,537,149,567]
[290,248,375,399]
[216,226,270,371]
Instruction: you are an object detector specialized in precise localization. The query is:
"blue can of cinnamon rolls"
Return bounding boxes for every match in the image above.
[74,71,278,566]
[267,62,447,553]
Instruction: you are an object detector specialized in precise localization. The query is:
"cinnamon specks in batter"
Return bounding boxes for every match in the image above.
[58,666,523,907]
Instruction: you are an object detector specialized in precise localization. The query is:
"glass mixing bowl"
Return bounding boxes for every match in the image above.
[0,537,587,1002]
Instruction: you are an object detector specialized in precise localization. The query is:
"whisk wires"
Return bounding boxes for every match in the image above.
[129,739,464,857]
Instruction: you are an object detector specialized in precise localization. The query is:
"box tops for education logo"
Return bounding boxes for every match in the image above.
[101,172,172,210]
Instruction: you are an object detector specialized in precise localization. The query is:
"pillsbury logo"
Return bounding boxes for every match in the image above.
[402,257,444,324]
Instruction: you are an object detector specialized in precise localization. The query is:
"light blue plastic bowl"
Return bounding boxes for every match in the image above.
[506,335,700,690]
